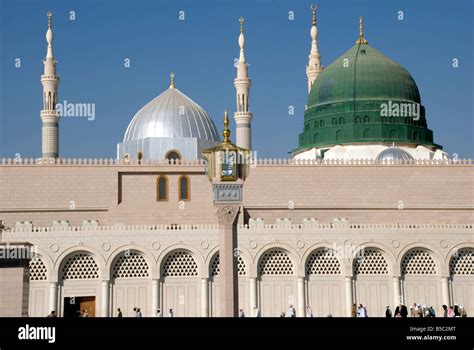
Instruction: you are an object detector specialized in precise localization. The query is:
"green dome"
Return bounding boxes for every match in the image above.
[296,43,441,154]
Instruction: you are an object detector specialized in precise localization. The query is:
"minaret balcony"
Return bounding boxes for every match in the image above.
[41,74,59,80]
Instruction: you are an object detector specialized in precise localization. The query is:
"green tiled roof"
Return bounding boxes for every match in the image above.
[296,44,441,154]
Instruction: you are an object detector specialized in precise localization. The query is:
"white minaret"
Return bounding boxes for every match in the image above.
[306,5,323,94]
[40,11,60,159]
[234,17,252,150]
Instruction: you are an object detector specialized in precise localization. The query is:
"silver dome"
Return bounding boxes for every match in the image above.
[123,86,220,142]
[376,147,414,161]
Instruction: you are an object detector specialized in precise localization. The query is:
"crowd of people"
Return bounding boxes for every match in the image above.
[352,303,469,318]
[46,302,468,317]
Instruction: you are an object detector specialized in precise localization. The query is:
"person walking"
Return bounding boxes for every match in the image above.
[156,309,162,317]
[385,306,392,318]
[287,305,296,317]
[168,308,174,318]
[117,308,122,318]
[306,305,313,318]
[239,309,245,317]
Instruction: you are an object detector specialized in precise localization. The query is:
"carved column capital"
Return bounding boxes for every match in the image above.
[215,204,240,226]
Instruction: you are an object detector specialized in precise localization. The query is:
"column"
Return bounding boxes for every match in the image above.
[297,277,305,317]
[249,277,257,313]
[151,279,159,316]
[201,278,209,317]
[392,276,401,308]
[440,276,450,307]
[216,204,240,317]
[100,280,109,317]
[49,282,58,313]
[344,276,353,317]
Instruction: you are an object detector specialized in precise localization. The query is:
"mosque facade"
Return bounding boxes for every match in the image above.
[0,8,472,318]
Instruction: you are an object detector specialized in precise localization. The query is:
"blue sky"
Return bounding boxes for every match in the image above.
[0,0,472,159]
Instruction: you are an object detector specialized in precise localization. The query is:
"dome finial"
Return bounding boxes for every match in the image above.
[311,4,317,26]
[169,72,175,89]
[356,16,368,44]
[47,11,52,29]
[222,110,231,143]
[239,17,244,33]
[45,11,54,59]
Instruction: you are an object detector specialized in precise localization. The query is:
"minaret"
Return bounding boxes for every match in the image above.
[234,17,252,150]
[40,11,60,159]
[306,5,323,94]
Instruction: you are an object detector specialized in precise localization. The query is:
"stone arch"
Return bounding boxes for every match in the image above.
[31,247,55,282]
[348,242,396,276]
[156,244,204,277]
[105,244,156,280]
[29,254,49,282]
[302,244,343,276]
[307,248,342,275]
[58,250,102,281]
[256,247,297,277]
[55,246,106,282]
[109,250,152,280]
[397,243,444,276]
[158,245,203,279]
[252,243,301,277]
[447,245,474,276]
[206,249,249,278]
[352,247,392,276]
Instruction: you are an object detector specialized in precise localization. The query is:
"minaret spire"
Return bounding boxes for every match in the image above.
[306,4,323,94]
[233,17,253,150]
[41,11,61,159]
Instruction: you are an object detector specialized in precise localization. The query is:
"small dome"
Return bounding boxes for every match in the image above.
[376,147,414,162]
[123,86,220,143]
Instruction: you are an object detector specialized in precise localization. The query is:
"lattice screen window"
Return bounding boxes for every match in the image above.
[306,248,341,275]
[259,249,294,276]
[113,252,150,278]
[210,254,247,276]
[62,253,99,280]
[401,249,437,275]
[30,257,48,281]
[450,248,474,275]
[162,250,198,277]
[354,249,389,275]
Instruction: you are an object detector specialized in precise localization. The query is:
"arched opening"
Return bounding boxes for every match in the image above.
[363,128,371,138]
[306,248,343,317]
[29,255,49,316]
[353,248,390,317]
[157,176,168,201]
[111,250,150,317]
[258,249,296,317]
[389,129,398,138]
[161,250,199,317]
[449,248,474,316]
[401,248,439,312]
[178,175,190,201]
[208,252,248,317]
[137,152,143,164]
[313,133,319,144]
[413,131,419,141]
[166,150,182,163]
[336,130,344,141]
[60,251,100,317]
